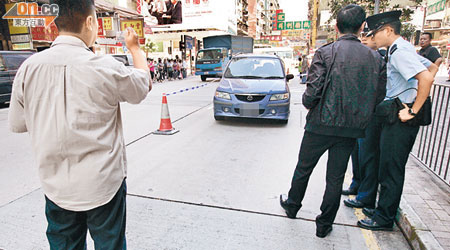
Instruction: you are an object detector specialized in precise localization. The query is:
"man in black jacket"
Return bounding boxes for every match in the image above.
[279,4,386,238]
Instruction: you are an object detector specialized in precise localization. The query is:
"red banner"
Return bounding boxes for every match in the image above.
[137,0,141,14]
[31,23,59,42]
[98,18,104,36]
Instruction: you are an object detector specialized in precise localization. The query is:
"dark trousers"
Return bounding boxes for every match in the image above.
[288,131,356,228]
[373,121,419,226]
[356,117,382,208]
[349,143,361,191]
[45,180,127,250]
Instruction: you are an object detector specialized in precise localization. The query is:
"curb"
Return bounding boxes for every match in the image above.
[396,198,444,250]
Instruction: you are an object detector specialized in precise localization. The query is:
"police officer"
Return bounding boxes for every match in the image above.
[357,11,437,230]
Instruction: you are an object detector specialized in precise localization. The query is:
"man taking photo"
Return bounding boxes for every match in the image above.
[8,0,151,248]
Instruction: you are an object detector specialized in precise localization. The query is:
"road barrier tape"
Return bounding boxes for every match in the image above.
[165,82,212,96]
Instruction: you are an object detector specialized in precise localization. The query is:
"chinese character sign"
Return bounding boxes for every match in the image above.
[103,17,113,30]
[303,21,311,29]
[286,22,293,30]
[121,20,144,38]
[98,18,104,36]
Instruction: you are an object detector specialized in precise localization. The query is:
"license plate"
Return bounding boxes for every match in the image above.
[240,103,259,116]
[205,72,209,75]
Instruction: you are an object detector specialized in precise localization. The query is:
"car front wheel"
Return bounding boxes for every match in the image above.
[201,75,207,82]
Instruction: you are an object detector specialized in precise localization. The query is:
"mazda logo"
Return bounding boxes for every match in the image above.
[247,95,253,101]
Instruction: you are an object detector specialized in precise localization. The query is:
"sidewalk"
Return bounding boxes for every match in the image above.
[397,157,450,250]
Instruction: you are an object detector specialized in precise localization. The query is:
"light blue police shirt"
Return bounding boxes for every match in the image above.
[387,37,431,103]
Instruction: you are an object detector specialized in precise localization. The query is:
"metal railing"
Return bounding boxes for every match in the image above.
[411,83,450,186]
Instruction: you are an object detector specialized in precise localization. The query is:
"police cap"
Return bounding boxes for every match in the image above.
[366,10,401,36]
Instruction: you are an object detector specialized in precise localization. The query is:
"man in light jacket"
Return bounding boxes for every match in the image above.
[8,0,151,248]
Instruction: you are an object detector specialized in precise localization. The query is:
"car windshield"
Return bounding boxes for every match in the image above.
[224,57,284,79]
[2,53,32,70]
[197,49,223,61]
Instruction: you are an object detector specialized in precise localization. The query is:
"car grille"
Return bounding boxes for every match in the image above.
[234,108,265,115]
[235,94,266,102]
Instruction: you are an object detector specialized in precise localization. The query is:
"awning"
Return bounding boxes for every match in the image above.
[114,5,142,19]
[95,0,115,12]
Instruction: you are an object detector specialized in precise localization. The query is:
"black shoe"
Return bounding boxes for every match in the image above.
[357,218,393,231]
[279,194,300,219]
[343,198,366,208]
[342,188,357,195]
[316,226,333,238]
[363,208,375,218]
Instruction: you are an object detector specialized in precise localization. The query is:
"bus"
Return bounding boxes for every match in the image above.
[253,47,298,75]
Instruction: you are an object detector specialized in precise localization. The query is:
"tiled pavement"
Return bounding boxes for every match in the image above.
[400,158,450,249]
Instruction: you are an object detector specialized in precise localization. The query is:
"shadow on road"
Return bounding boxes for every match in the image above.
[214,117,288,127]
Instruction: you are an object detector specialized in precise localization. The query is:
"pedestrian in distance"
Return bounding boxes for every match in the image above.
[279,4,387,238]
[8,0,151,248]
[357,10,436,231]
[148,58,156,81]
[418,32,442,68]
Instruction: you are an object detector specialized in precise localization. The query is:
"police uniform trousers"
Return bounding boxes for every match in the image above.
[349,143,361,192]
[355,117,382,208]
[372,118,420,226]
[288,131,356,228]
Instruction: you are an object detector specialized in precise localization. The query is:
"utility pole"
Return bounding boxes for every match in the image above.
[374,0,380,14]
[311,0,319,49]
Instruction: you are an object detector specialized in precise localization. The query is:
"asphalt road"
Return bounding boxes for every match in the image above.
[0,76,411,249]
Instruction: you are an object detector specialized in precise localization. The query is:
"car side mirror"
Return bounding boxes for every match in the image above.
[286,74,294,81]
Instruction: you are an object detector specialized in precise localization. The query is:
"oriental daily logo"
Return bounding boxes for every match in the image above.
[3,2,59,28]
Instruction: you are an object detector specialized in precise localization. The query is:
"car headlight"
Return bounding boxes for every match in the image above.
[215,91,231,100]
[270,93,289,101]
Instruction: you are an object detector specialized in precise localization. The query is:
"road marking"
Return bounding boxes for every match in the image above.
[127,192,361,228]
[344,173,381,250]
[125,103,213,146]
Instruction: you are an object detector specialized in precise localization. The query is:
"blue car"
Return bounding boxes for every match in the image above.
[213,54,294,123]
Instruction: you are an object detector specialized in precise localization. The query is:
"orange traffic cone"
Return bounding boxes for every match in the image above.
[154,94,179,135]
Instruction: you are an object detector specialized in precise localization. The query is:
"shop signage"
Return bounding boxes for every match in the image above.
[98,18,104,36]
[12,42,32,50]
[427,0,446,16]
[5,3,29,35]
[275,10,310,31]
[103,17,113,30]
[120,20,144,38]
[260,35,282,41]
[11,34,30,43]
[31,23,59,42]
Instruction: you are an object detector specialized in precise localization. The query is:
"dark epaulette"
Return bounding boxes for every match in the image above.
[390,44,398,55]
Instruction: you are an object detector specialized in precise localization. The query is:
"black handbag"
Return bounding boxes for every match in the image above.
[406,96,432,126]
[375,97,403,124]
[376,88,432,126]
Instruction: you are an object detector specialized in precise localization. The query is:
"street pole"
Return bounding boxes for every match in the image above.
[374,0,380,14]
[311,0,319,49]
